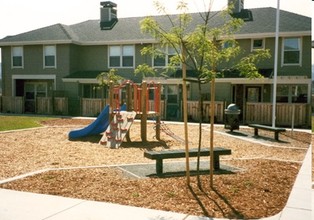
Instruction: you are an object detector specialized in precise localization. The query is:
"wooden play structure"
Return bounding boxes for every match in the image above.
[99,80,161,148]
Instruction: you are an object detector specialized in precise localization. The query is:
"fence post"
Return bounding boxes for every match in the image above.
[141,81,147,142]
[109,81,114,122]
[126,81,132,142]
[155,83,161,140]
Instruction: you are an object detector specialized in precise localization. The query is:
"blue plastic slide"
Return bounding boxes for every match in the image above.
[68,104,126,139]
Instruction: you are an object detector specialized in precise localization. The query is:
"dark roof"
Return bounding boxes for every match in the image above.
[63,71,105,79]
[220,68,274,78]
[172,68,273,79]
[0,24,78,43]
[0,7,310,45]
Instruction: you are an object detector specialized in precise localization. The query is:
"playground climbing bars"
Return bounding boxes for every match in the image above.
[108,80,161,142]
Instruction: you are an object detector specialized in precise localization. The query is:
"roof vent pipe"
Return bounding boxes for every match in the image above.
[100,1,118,30]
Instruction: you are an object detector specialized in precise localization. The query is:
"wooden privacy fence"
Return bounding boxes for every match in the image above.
[81,98,165,118]
[148,100,165,119]
[0,96,68,115]
[1,96,24,114]
[36,97,68,115]
[245,102,310,127]
[37,97,53,114]
[186,101,225,123]
[54,97,68,115]
[1,96,310,127]
[81,98,109,117]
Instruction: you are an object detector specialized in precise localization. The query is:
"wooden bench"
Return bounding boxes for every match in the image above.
[144,147,231,175]
[248,124,286,141]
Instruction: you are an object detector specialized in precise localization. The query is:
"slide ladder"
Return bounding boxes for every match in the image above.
[99,111,136,148]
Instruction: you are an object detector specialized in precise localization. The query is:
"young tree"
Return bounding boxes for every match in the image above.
[139,0,270,187]
[96,69,124,106]
[134,63,156,77]
[96,69,124,86]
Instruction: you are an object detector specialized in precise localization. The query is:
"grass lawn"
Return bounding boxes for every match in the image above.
[0,115,55,131]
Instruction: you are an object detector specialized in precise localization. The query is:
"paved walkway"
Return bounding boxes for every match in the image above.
[278,144,312,220]
[0,145,311,220]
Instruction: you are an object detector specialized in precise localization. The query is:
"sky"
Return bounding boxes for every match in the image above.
[0,0,311,40]
[0,0,312,65]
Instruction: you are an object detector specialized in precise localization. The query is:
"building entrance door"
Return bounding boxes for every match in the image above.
[24,82,47,113]
[246,86,261,102]
[165,85,180,120]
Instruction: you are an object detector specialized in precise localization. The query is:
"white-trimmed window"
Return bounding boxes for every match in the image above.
[109,45,134,67]
[12,46,23,68]
[277,84,307,103]
[251,39,264,51]
[282,37,301,65]
[153,44,179,67]
[44,45,56,68]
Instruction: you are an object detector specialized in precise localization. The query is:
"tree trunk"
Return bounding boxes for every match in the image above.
[196,80,203,188]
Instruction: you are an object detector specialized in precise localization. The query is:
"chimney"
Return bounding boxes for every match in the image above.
[228,0,252,21]
[228,0,244,14]
[100,1,118,30]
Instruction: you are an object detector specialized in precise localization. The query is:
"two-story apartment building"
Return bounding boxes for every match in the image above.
[0,1,311,126]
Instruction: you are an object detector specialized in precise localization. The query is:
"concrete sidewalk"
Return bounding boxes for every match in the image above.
[278,144,312,220]
[0,147,312,220]
[0,189,214,220]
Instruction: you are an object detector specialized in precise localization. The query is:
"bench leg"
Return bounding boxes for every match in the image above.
[274,132,279,141]
[254,128,258,136]
[156,159,163,175]
[213,154,220,170]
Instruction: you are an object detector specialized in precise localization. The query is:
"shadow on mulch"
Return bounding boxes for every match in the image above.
[226,130,290,144]
[68,135,103,143]
[225,131,248,137]
[118,161,241,179]
[252,135,290,144]
[69,137,169,150]
[120,140,169,150]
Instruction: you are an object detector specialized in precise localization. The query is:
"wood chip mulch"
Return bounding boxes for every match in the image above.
[0,118,311,219]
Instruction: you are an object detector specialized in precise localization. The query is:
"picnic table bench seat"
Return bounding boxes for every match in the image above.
[248,124,286,141]
[144,147,231,175]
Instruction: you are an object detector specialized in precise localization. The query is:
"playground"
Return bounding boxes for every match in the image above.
[0,115,311,218]
[0,81,312,218]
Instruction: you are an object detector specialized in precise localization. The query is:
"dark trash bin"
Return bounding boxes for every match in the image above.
[224,104,241,132]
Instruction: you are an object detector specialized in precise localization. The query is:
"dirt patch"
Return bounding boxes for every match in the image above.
[0,118,311,219]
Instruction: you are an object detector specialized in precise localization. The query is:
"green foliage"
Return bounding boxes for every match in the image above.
[236,49,271,79]
[166,191,177,198]
[131,192,140,198]
[139,0,270,80]
[0,116,54,131]
[139,0,271,186]
[96,69,124,86]
[134,64,156,77]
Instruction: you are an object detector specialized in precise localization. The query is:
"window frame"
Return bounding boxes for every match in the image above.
[152,44,180,68]
[108,45,135,68]
[43,45,57,68]
[251,38,265,51]
[82,84,107,99]
[282,37,302,66]
[11,46,24,68]
[276,84,307,103]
